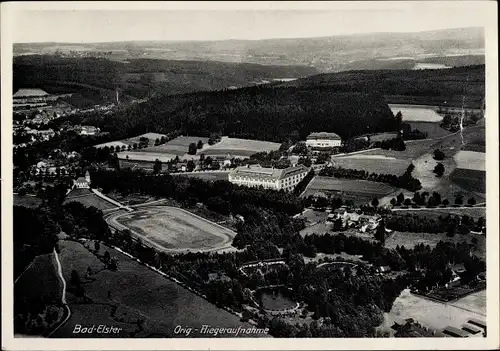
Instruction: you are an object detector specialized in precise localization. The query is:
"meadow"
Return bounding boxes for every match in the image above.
[389,105,443,122]
[52,240,261,338]
[454,151,486,171]
[64,192,117,211]
[201,137,281,158]
[95,132,167,149]
[113,206,235,252]
[13,194,42,208]
[331,155,410,175]
[303,176,395,204]
[451,168,486,194]
[406,121,451,138]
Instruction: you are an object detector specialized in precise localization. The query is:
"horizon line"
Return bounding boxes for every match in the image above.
[13,26,484,45]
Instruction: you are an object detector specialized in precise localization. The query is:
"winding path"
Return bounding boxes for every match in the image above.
[47,249,71,337]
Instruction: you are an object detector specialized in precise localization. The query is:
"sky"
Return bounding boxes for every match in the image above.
[10,3,488,43]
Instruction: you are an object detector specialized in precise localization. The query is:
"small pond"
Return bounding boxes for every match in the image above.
[255,287,297,311]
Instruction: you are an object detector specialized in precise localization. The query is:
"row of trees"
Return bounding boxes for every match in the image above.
[390,191,478,208]
[91,168,304,216]
[387,213,485,236]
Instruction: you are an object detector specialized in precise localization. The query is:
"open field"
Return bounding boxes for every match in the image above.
[368,132,399,142]
[389,105,443,122]
[449,290,486,316]
[454,151,486,171]
[111,206,235,252]
[137,136,209,157]
[451,168,486,194]
[95,132,167,149]
[180,171,230,181]
[392,207,486,219]
[15,253,63,306]
[117,150,179,163]
[13,195,42,208]
[66,188,93,197]
[52,240,261,338]
[303,176,396,203]
[201,137,280,158]
[64,193,117,211]
[331,155,410,175]
[385,231,485,258]
[360,138,438,160]
[406,121,451,139]
[380,289,486,333]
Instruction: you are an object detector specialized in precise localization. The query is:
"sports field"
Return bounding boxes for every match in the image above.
[111,206,235,252]
[303,176,395,200]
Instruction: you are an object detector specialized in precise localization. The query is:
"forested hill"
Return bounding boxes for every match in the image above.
[94,85,396,142]
[13,55,318,101]
[276,65,485,108]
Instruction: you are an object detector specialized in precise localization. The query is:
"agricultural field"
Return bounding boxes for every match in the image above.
[64,193,117,211]
[201,137,281,158]
[392,206,486,219]
[379,289,486,333]
[52,240,261,338]
[180,171,230,181]
[454,151,486,171]
[451,168,486,194]
[13,194,42,208]
[368,132,399,142]
[389,104,443,122]
[95,132,167,149]
[331,155,410,175]
[406,121,451,139]
[302,176,396,204]
[357,138,437,160]
[385,231,485,259]
[111,206,235,252]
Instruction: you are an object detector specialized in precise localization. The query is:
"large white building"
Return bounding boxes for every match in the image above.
[306,132,342,148]
[73,171,91,189]
[228,164,309,192]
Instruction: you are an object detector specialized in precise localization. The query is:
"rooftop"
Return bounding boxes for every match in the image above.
[13,88,49,98]
[307,132,341,140]
[443,326,470,337]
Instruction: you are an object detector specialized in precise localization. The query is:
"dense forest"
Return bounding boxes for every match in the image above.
[94,86,396,142]
[277,65,485,108]
[13,55,317,102]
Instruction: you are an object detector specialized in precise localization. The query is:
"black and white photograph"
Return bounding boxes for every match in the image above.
[1,1,498,350]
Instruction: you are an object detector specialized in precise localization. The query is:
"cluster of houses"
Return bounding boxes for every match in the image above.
[325,206,391,233]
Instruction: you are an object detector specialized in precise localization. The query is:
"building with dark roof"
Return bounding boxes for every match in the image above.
[442,326,470,337]
[306,132,342,148]
[228,164,309,191]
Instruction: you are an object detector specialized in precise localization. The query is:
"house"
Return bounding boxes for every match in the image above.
[228,164,309,192]
[77,125,100,136]
[442,326,470,337]
[467,318,486,333]
[73,171,91,189]
[376,266,392,274]
[461,324,483,337]
[306,132,342,149]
